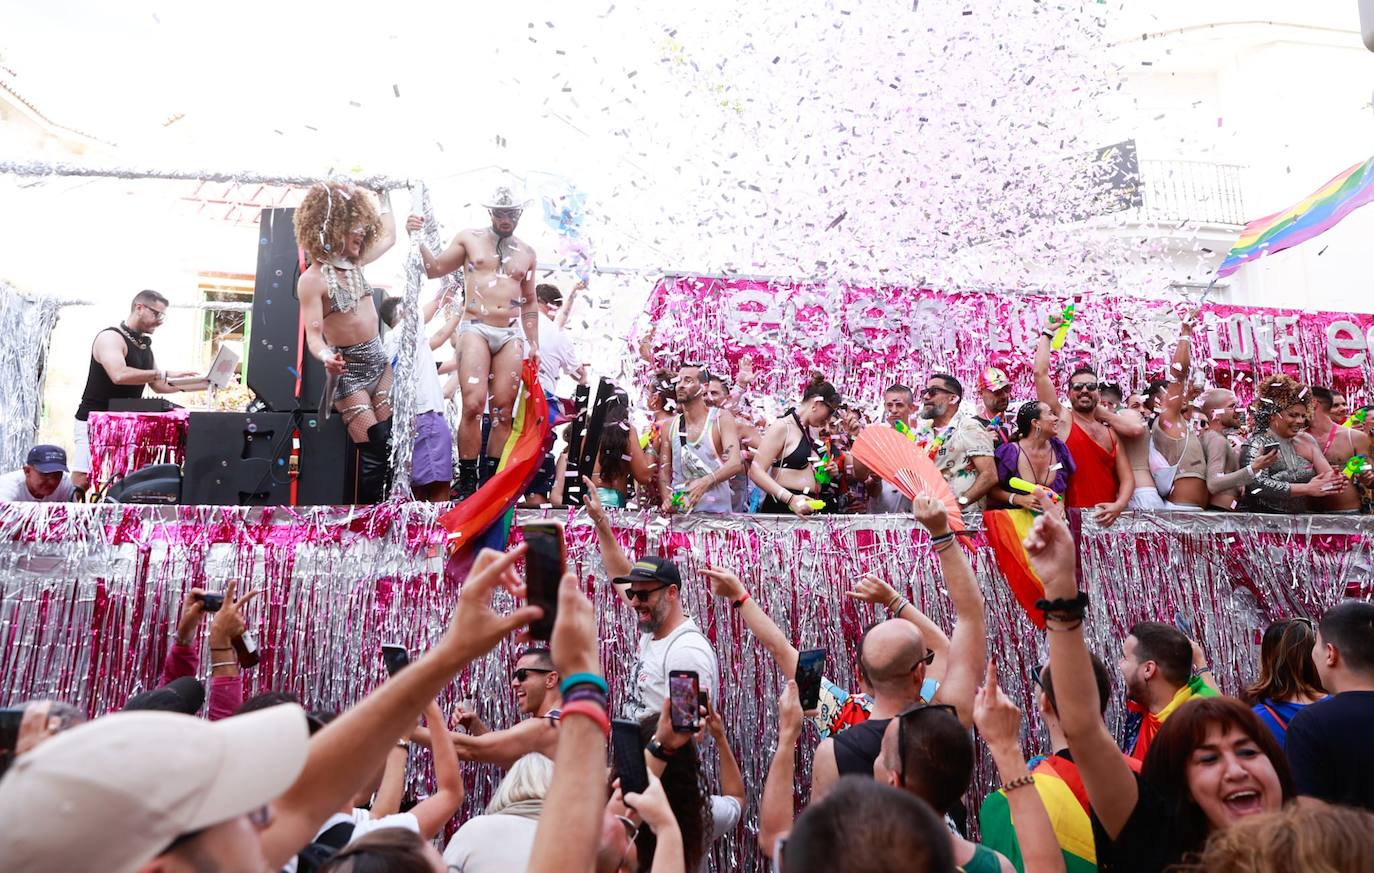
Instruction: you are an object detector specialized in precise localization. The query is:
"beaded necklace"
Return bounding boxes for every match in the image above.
[321,260,371,314]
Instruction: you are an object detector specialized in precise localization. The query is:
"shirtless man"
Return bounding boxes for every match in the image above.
[1033,311,1133,525]
[407,186,539,499]
[294,182,398,503]
[1309,386,1373,513]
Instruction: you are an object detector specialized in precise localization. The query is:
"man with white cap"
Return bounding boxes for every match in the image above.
[0,544,546,873]
[406,186,541,499]
[973,367,1014,448]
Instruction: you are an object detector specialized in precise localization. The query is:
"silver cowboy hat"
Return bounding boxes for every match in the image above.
[482,186,530,210]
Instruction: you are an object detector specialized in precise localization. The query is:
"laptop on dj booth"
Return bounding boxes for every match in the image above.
[167,343,240,390]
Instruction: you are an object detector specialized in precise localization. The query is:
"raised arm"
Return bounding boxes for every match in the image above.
[702,567,799,676]
[368,743,409,818]
[1033,313,1063,417]
[583,479,633,603]
[556,280,583,330]
[1098,406,1146,440]
[521,257,540,357]
[758,681,803,854]
[847,575,950,682]
[705,699,747,810]
[407,702,465,838]
[528,574,607,873]
[357,191,397,266]
[1022,505,1138,839]
[975,659,1066,873]
[917,496,984,727]
[259,546,541,868]
[405,218,469,279]
[451,717,558,768]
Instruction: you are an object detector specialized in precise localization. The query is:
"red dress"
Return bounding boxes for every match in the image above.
[1063,418,1119,508]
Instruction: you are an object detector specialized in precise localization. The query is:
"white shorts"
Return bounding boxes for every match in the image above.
[1129,485,1202,512]
[71,418,91,474]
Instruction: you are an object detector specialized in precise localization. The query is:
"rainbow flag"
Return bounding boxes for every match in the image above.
[979,753,1143,873]
[439,359,553,577]
[1217,155,1374,277]
[1124,675,1218,762]
[983,509,1046,629]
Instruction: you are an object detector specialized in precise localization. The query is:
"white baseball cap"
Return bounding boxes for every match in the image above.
[0,704,309,873]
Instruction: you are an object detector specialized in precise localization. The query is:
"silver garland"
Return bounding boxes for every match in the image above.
[0,159,410,192]
[385,185,429,500]
[0,283,60,470]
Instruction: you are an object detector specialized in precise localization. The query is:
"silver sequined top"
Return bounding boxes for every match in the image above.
[1237,432,1314,513]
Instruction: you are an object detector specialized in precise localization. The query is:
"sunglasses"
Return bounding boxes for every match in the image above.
[913,648,936,670]
[1070,382,1099,392]
[895,703,959,783]
[140,303,168,323]
[626,583,671,602]
[490,208,523,220]
[513,667,554,682]
[921,386,957,398]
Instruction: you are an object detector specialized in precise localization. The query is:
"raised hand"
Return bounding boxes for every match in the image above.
[846,574,898,608]
[912,493,950,536]
[1022,511,1078,599]
[442,545,545,663]
[549,570,598,678]
[404,215,425,234]
[701,566,746,602]
[777,679,803,744]
[972,658,1022,753]
[174,587,207,643]
[209,579,262,646]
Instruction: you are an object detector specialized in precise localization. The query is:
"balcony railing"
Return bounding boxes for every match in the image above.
[1135,159,1248,227]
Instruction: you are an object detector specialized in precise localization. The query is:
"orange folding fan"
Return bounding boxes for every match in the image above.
[851,425,965,532]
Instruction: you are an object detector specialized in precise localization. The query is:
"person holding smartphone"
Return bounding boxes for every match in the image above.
[446,647,563,769]
[610,557,719,723]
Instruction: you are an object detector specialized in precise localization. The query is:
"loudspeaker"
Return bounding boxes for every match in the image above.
[296,411,361,506]
[245,208,305,412]
[182,412,293,505]
[104,463,182,504]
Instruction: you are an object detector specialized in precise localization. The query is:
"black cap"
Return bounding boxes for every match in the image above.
[25,445,68,474]
[612,556,681,588]
[123,676,206,715]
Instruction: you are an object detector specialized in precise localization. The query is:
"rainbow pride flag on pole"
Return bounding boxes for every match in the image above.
[1217,155,1374,277]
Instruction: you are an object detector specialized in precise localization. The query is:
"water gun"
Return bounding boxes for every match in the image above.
[893,420,918,441]
[1009,477,1063,504]
[1050,303,1075,351]
[671,490,687,509]
[814,440,838,486]
[804,498,826,511]
[640,420,663,450]
[1351,408,1368,427]
[1343,455,1371,478]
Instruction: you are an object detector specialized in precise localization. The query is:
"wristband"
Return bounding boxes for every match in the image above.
[647,737,675,761]
[732,593,751,609]
[929,532,954,549]
[1194,664,1210,674]
[559,700,611,737]
[210,660,237,669]
[563,687,610,709]
[560,673,609,696]
[1004,774,1036,792]
[1041,331,1055,339]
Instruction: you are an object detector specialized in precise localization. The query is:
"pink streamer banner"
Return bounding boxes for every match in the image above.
[1,501,1369,871]
[86,410,189,495]
[641,276,1374,410]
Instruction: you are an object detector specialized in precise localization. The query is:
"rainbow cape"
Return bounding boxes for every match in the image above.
[979,753,1144,873]
[983,509,1047,629]
[1217,155,1374,277]
[438,359,552,576]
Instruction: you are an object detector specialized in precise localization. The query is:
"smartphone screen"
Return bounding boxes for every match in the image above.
[381,644,410,676]
[795,648,826,711]
[668,670,700,733]
[611,718,650,796]
[521,521,566,640]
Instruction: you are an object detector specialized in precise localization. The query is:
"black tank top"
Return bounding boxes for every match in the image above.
[76,326,155,420]
[772,410,817,471]
[833,716,891,777]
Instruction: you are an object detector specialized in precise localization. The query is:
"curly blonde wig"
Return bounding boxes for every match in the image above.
[1252,373,1311,428]
[1176,800,1374,873]
[293,182,383,263]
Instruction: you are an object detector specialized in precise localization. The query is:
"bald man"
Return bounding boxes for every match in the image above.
[809,620,932,799]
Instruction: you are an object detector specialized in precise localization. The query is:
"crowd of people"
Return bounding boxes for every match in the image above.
[3,481,1372,872]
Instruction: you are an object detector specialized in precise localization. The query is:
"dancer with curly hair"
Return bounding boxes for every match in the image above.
[1236,374,1343,513]
[294,181,398,503]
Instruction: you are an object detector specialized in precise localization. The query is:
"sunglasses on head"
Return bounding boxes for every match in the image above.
[1070,382,1099,393]
[626,582,671,602]
[895,702,958,782]
[513,667,554,682]
[913,648,936,669]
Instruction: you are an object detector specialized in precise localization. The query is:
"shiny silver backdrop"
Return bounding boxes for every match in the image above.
[1,503,1370,871]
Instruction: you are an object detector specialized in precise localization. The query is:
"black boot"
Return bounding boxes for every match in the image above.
[357,420,393,504]
[456,458,478,501]
[478,454,501,486]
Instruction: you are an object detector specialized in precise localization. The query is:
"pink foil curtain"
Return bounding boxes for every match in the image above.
[640,276,1374,411]
[85,410,189,494]
[1,502,1370,871]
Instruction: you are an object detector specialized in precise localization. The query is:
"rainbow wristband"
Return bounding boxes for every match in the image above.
[559,699,611,737]
[563,687,610,708]
[560,672,609,696]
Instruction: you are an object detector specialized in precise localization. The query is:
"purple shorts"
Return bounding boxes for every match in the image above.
[411,411,454,486]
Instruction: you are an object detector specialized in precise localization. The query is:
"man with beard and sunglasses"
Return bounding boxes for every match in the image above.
[407,186,540,499]
[440,647,563,769]
[611,556,719,723]
[1033,311,1133,525]
[912,373,997,515]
